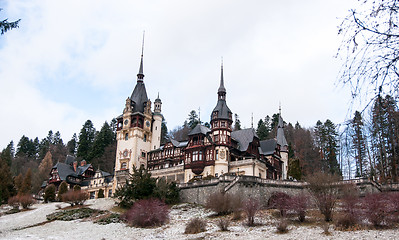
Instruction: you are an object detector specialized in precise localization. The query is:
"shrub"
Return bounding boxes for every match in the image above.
[44,184,56,203]
[95,213,121,225]
[305,172,341,222]
[276,219,288,233]
[98,189,105,198]
[7,195,20,210]
[243,198,260,226]
[153,178,180,205]
[122,198,169,228]
[18,194,34,209]
[388,192,399,222]
[362,193,390,227]
[268,192,291,217]
[57,181,68,201]
[73,185,81,191]
[288,194,309,222]
[217,218,230,231]
[7,194,34,210]
[185,218,207,234]
[47,208,99,221]
[206,192,242,216]
[336,184,360,229]
[61,190,89,206]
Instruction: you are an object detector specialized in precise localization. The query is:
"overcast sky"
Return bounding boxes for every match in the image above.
[0,0,359,148]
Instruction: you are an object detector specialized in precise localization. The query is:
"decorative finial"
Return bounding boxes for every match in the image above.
[141,31,145,57]
[251,112,253,128]
[198,107,201,123]
[279,102,281,115]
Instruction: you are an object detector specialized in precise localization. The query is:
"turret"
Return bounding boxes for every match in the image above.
[154,93,162,113]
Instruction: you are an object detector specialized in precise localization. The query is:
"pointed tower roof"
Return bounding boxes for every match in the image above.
[276,108,288,148]
[218,62,226,95]
[155,92,161,103]
[130,34,148,113]
[211,61,232,122]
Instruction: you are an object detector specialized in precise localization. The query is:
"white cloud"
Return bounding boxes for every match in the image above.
[0,0,358,148]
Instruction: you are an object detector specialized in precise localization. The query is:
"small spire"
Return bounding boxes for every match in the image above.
[218,58,226,99]
[137,31,145,81]
[198,107,201,123]
[279,102,281,115]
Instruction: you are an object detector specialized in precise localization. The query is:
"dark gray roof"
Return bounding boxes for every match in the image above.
[54,162,77,181]
[170,138,180,147]
[188,124,211,136]
[276,115,288,147]
[155,92,161,103]
[130,81,148,113]
[77,164,92,175]
[212,100,232,120]
[52,161,92,182]
[260,139,277,155]
[231,128,258,151]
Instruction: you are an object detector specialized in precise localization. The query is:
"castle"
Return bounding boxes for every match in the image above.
[112,47,289,193]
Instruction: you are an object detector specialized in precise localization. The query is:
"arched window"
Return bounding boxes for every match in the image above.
[121,162,127,170]
[144,134,147,142]
[125,133,129,140]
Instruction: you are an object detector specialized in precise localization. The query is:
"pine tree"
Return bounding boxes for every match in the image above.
[161,120,168,144]
[0,9,20,35]
[114,165,156,208]
[67,133,78,155]
[256,119,269,140]
[1,141,14,167]
[234,114,241,131]
[16,136,36,158]
[77,120,96,160]
[314,120,341,176]
[187,110,200,129]
[351,111,368,177]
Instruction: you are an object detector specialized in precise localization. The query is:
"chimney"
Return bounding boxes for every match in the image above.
[73,161,77,172]
[80,160,86,166]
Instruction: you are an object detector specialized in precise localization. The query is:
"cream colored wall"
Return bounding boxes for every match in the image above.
[281,151,288,179]
[184,165,215,182]
[151,114,162,151]
[229,161,268,179]
[214,146,229,177]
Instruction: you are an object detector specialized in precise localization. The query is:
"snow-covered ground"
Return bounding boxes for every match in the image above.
[1,199,399,240]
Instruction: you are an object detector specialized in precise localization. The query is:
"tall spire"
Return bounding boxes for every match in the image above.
[137,31,145,82]
[218,58,226,100]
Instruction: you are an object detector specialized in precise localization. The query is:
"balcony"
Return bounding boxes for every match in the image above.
[115,169,129,180]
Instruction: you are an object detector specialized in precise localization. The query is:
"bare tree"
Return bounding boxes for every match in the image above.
[338,0,399,104]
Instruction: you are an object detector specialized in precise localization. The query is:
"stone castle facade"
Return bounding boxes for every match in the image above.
[112,48,289,193]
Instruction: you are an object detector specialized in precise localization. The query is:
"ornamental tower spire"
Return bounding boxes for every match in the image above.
[218,59,226,100]
[137,31,145,82]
